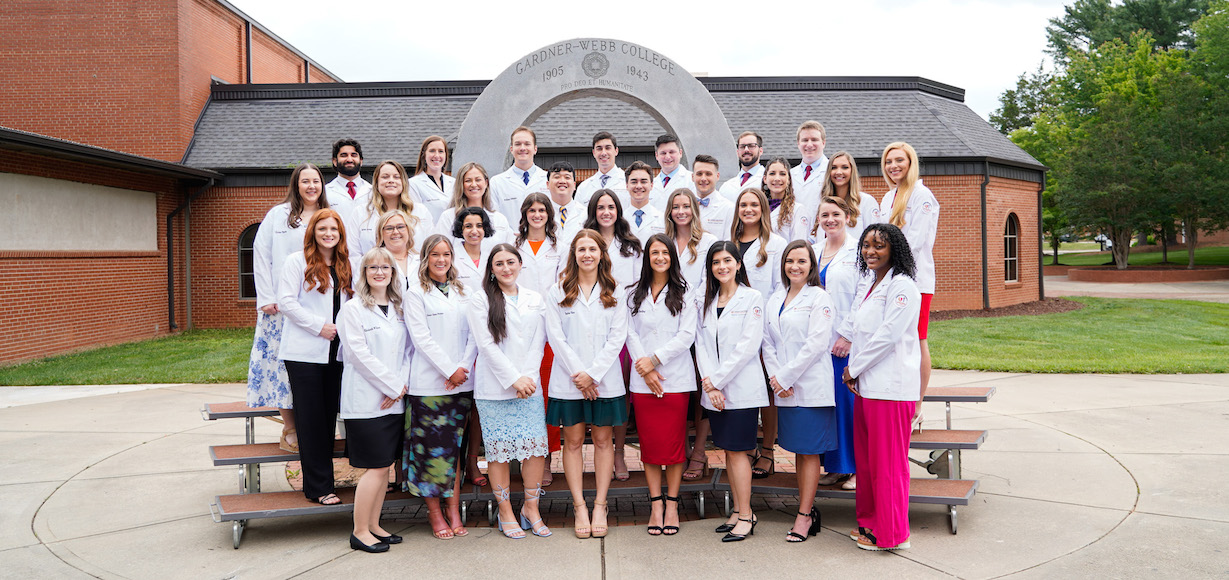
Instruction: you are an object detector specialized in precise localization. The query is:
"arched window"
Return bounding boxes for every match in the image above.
[239,224,259,299]
[1004,213,1020,282]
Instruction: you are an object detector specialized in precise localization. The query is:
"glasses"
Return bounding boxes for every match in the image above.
[366,265,393,273]
[382,224,408,233]
[737,143,760,150]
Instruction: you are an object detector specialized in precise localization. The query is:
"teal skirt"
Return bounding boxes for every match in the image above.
[545,396,628,427]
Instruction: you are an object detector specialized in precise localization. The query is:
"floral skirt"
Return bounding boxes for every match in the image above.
[246,311,292,408]
[403,393,473,498]
[475,393,549,463]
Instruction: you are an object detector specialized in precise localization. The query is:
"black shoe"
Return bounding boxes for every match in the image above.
[350,534,390,553]
[715,521,736,534]
[662,495,681,536]
[786,508,821,543]
[372,532,402,544]
[721,516,756,542]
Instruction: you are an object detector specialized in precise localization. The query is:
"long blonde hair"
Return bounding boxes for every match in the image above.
[416,233,465,295]
[819,151,864,229]
[356,247,403,316]
[663,188,706,264]
[881,142,920,228]
[367,160,420,228]
[731,188,773,268]
[449,162,496,212]
[559,229,618,308]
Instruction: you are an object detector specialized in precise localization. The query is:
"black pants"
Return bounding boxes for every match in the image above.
[285,358,343,499]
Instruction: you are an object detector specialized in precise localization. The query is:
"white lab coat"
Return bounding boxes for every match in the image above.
[404,282,477,396]
[451,237,501,291]
[277,252,359,364]
[696,194,735,242]
[650,166,693,211]
[552,199,585,244]
[739,234,787,298]
[490,165,549,220]
[338,300,408,419]
[627,203,666,243]
[516,236,567,295]
[252,203,307,309]
[790,157,828,212]
[576,168,627,209]
[407,173,455,223]
[434,206,513,246]
[763,285,835,407]
[771,203,816,243]
[675,232,719,293]
[346,201,434,259]
[607,239,643,291]
[816,237,861,345]
[625,288,699,395]
[695,286,768,411]
[544,283,629,400]
[838,271,922,401]
[325,175,371,217]
[879,180,939,294]
[467,285,547,400]
[718,165,764,203]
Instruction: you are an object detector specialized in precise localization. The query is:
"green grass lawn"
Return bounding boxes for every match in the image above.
[1056,245,1229,267]
[0,329,252,386]
[930,297,1229,373]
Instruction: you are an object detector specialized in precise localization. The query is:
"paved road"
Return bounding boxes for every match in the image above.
[1046,275,1229,303]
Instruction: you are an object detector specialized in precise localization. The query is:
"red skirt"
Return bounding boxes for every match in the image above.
[631,392,689,465]
[541,343,562,453]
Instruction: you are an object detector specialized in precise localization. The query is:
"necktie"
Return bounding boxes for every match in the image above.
[523,171,530,185]
[662,176,670,189]
[346,181,356,199]
[804,165,812,182]
[740,172,751,186]
[600,174,609,187]
[634,209,644,227]
[560,207,568,225]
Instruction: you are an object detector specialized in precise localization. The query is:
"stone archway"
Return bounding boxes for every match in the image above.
[453,38,737,175]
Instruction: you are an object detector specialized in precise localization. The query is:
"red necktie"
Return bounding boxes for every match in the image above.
[740,172,751,186]
[662,175,670,189]
[346,181,357,199]
[804,166,812,182]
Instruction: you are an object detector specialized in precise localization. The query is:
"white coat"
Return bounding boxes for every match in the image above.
[625,287,699,395]
[490,165,549,220]
[576,168,628,210]
[763,285,835,407]
[277,252,359,363]
[407,173,455,223]
[695,286,768,411]
[325,175,372,218]
[771,204,816,243]
[404,282,477,396]
[338,300,408,419]
[739,234,787,298]
[675,232,719,293]
[544,283,629,400]
[467,285,547,400]
[607,238,643,291]
[451,237,501,292]
[515,236,566,295]
[696,194,735,242]
[815,236,861,345]
[346,201,433,259]
[627,202,666,243]
[434,206,513,246]
[252,203,307,309]
[838,271,922,401]
[879,180,939,294]
[842,193,882,245]
[649,166,693,211]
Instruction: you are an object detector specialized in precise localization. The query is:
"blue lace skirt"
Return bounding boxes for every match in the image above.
[475,393,549,463]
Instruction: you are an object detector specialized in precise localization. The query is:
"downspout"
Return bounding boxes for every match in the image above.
[1037,172,1046,301]
[167,179,215,331]
[980,161,990,310]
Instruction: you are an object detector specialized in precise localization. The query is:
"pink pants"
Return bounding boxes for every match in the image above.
[853,396,915,547]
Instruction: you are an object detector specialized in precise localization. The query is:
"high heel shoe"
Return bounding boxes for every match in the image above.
[613,447,630,481]
[646,495,664,536]
[467,454,488,488]
[350,534,389,553]
[721,515,757,542]
[715,520,736,534]
[278,427,298,453]
[786,507,821,542]
[519,485,551,537]
[662,495,681,536]
[492,485,525,539]
[573,502,591,539]
[591,500,609,538]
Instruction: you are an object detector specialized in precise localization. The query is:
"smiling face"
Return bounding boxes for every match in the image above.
[297,167,323,207]
[510,130,537,167]
[547,170,575,205]
[655,142,681,174]
[647,240,671,275]
[737,191,762,225]
[818,202,848,237]
[691,161,718,196]
[365,257,393,290]
[884,148,910,186]
[377,164,403,200]
[573,236,601,274]
[462,214,485,247]
[783,247,811,287]
[424,139,447,173]
[462,166,487,206]
[525,201,548,232]
[828,155,852,191]
[797,128,825,165]
[490,250,522,289]
[426,240,452,283]
[315,216,340,250]
[592,138,618,173]
[333,145,361,176]
[594,194,618,229]
[710,250,739,285]
[626,168,653,205]
[670,193,693,228]
[380,214,409,252]
[763,161,790,198]
[736,135,761,169]
[861,231,892,275]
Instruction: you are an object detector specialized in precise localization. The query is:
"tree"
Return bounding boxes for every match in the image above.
[1009,115,1069,264]
[1047,0,1211,63]
[991,65,1055,134]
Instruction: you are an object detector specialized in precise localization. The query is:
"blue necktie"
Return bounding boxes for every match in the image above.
[601,174,609,187]
[560,207,568,225]
[523,171,530,185]
[698,196,710,207]
[634,209,644,227]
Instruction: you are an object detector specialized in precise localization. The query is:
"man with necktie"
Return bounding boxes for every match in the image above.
[649,134,693,211]
[718,131,765,202]
[324,138,371,216]
[790,121,830,218]
[624,160,665,242]
[547,161,584,244]
[490,126,549,219]
[576,131,628,210]
[691,154,735,242]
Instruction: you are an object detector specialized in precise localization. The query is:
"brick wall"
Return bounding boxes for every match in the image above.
[0,150,187,366]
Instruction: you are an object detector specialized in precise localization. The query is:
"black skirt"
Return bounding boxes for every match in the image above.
[708,407,759,452]
[344,413,403,469]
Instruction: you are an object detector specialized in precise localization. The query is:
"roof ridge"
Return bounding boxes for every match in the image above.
[913,93,976,157]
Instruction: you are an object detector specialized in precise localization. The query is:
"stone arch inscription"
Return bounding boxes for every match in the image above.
[453,39,737,176]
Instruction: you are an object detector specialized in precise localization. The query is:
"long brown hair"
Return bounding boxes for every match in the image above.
[302,208,354,297]
[414,135,448,176]
[731,188,773,268]
[416,233,465,295]
[559,229,618,308]
[482,244,521,344]
[449,162,496,212]
[282,163,330,228]
[819,151,864,228]
[780,240,822,290]
[663,188,706,264]
[583,189,641,258]
[760,157,795,230]
[515,192,557,248]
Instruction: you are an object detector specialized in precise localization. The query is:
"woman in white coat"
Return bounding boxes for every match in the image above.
[879,142,938,416]
[626,233,697,536]
[467,243,551,539]
[248,162,329,452]
[839,223,922,552]
[433,162,513,244]
[408,135,454,222]
[664,189,718,291]
[544,229,629,539]
[810,151,880,244]
[277,208,357,507]
[450,207,500,291]
[730,187,786,479]
[374,210,417,290]
[697,241,767,542]
[402,234,477,540]
[763,157,814,243]
[338,247,408,553]
[814,197,862,490]
[349,160,433,258]
[583,189,642,290]
[763,240,837,543]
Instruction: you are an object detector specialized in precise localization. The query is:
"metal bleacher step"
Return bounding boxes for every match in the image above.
[201,402,279,421]
[909,429,987,450]
[924,386,996,403]
[714,470,979,506]
[209,440,346,466]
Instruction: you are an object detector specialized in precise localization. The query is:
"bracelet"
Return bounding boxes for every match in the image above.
[650,354,661,368]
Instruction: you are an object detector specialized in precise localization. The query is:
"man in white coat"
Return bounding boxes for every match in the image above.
[575,131,627,209]
[718,131,765,202]
[624,160,665,242]
[692,154,735,241]
[324,138,371,216]
[546,161,584,243]
[649,134,692,211]
[791,121,830,214]
[490,126,549,219]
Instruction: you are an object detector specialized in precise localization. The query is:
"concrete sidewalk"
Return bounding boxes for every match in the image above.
[1046,275,1229,303]
[2,371,1227,579]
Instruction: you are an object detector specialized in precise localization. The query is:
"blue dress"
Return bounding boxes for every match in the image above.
[821,261,856,473]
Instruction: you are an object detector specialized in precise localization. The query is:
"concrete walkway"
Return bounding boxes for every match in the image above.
[1046,275,1229,303]
[3,371,1227,579]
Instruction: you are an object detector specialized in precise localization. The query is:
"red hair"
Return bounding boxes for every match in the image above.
[302,209,354,297]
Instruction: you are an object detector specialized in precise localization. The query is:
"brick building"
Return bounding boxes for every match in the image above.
[1,2,1045,365]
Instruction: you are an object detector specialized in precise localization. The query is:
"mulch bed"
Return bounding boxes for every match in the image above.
[931,298,1084,321]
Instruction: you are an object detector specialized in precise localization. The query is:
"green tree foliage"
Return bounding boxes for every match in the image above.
[1009,116,1068,264]
[1047,0,1211,62]
[991,65,1055,134]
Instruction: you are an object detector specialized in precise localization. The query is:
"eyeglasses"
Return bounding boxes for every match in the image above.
[366,265,393,273]
[382,224,408,233]
[737,143,760,150]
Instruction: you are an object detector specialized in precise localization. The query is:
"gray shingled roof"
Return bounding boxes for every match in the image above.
[185,88,1040,170]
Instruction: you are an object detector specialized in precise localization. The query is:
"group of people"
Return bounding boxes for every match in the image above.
[246,123,939,553]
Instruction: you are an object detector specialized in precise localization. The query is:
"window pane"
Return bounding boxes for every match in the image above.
[239,224,260,299]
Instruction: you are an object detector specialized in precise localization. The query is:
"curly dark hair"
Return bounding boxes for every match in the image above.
[856,223,917,280]
[453,206,494,238]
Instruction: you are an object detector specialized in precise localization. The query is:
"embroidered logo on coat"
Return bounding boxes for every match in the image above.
[893,295,909,309]
[821,306,833,319]
[752,306,762,319]
[921,202,933,214]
